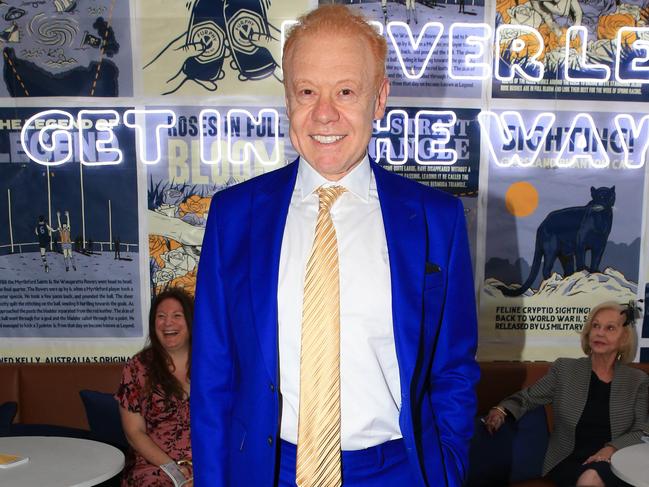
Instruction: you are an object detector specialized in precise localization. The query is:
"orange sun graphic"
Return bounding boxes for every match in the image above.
[505,181,539,217]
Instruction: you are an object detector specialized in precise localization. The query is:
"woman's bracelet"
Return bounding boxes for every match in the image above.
[490,406,507,417]
[160,461,190,487]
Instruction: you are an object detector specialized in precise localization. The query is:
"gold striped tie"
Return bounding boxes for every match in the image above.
[296,185,346,487]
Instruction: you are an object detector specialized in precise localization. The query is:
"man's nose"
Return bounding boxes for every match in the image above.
[312,95,339,123]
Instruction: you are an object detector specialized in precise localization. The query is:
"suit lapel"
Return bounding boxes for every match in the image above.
[372,163,426,395]
[250,162,299,382]
[610,362,628,438]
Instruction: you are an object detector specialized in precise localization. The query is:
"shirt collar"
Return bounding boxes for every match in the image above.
[297,155,371,202]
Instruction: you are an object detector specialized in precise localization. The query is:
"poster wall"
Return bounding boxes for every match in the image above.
[1,0,649,363]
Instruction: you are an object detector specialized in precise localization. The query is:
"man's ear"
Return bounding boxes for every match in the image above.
[374,77,390,119]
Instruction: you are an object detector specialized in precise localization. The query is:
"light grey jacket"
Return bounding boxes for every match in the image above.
[500,357,649,475]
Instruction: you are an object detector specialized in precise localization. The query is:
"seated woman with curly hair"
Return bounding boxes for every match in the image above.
[116,287,193,486]
[484,301,648,487]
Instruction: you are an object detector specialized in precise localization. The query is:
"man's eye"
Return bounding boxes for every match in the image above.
[300,89,313,96]
[340,88,352,96]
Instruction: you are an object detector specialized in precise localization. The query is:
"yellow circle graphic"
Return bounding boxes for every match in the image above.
[505,181,539,217]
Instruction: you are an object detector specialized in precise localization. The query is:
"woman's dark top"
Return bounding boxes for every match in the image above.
[548,372,630,487]
[573,371,612,459]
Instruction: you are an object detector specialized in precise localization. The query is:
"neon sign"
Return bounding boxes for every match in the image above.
[479,110,646,168]
[17,108,649,169]
[382,21,649,83]
[282,21,648,83]
[19,108,284,167]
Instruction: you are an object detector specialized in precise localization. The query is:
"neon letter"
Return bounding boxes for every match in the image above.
[613,114,649,168]
[564,26,610,82]
[280,20,299,64]
[414,111,457,165]
[374,109,409,165]
[387,21,443,79]
[20,109,74,166]
[556,113,610,168]
[227,109,281,166]
[368,20,383,36]
[615,27,649,83]
[77,110,122,166]
[495,25,544,82]
[199,109,222,165]
[123,109,176,165]
[478,111,555,167]
[449,22,492,80]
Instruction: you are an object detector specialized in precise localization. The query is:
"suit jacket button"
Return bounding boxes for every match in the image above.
[267,436,273,445]
[269,383,275,392]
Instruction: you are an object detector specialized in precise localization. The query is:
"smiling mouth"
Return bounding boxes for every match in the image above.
[311,135,345,144]
[163,330,179,336]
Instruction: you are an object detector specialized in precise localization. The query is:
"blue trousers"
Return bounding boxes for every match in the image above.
[278,439,417,487]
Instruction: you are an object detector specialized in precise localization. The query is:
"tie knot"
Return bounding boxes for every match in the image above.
[317,186,346,212]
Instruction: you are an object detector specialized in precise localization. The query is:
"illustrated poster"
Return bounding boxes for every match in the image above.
[146,105,297,297]
[0,0,133,97]
[139,0,311,96]
[0,107,142,363]
[479,109,646,360]
[493,0,649,100]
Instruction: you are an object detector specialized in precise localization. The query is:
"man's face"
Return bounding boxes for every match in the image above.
[284,32,389,181]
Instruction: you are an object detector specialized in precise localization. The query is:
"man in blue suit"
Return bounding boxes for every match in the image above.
[192,5,479,487]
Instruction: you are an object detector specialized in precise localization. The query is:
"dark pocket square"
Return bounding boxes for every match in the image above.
[425,262,441,274]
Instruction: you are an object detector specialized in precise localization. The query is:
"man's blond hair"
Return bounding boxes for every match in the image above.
[282,5,387,89]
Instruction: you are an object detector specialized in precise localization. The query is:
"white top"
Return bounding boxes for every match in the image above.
[0,436,124,487]
[610,442,649,487]
[278,157,402,450]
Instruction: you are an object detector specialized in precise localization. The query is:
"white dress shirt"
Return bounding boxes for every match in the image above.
[277,156,402,450]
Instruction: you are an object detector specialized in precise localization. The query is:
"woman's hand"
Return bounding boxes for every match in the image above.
[583,445,616,464]
[119,405,174,467]
[178,458,193,484]
[483,407,507,434]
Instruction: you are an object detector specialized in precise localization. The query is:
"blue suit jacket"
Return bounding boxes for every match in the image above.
[192,160,479,486]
